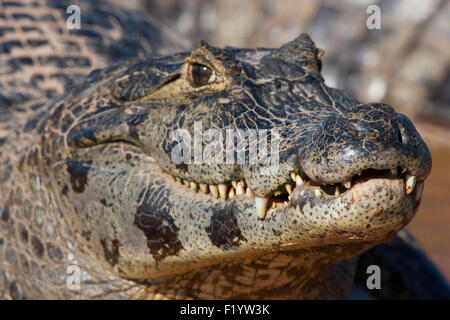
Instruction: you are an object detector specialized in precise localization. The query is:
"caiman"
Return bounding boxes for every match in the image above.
[0,0,445,299]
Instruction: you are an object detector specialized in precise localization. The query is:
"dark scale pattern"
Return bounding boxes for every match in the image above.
[206,202,246,250]
[135,187,184,264]
[0,0,188,111]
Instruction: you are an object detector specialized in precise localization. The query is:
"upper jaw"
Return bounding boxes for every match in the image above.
[297,109,432,185]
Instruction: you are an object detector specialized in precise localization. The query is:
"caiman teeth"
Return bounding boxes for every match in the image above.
[209,185,219,198]
[405,175,416,194]
[218,184,228,199]
[255,196,269,219]
[414,181,424,201]
[236,182,245,195]
[343,180,351,189]
[170,167,422,220]
[190,182,198,192]
[199,183,209,193]
[290,173,297,181]
[334,187,340,197]
[285,184,293,195]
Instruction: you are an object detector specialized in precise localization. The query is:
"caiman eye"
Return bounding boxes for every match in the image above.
[190,63,215,87]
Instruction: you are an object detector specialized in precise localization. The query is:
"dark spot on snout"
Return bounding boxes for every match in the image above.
[66,160,92,193]
[100,238,120,266]
[134,187,183,264]
[206,203,246,250]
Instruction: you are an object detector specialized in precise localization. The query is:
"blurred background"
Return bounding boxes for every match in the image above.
[109,0,450,279]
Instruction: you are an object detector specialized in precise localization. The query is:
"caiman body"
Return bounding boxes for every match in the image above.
[0,0,434,299]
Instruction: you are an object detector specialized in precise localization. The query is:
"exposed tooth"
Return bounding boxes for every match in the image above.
[209,185,219,198]
[246,187,254,198]
[229,187,235,198]
[231,181,237,189]
[401,167,407,174]
[290,173,297,181]
[274,191,283,197]
[390,168,398,176]
[343,180,351,189]
[296,176,304,186]
[405,175,416,194]
[190,182,198,192]
[175,177,181,183]
[255,196,269,219]
[144,156,155,162]
[335,187,340,197]
[218,184,228,199]
[236,182,245,195]
[199,183,209,193]
[414,181,424,201]
[285,184,293,195]
[183,179,189,186]
[314,188,321,197]
[272,201,276,209]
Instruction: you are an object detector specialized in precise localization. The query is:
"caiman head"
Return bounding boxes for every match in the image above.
[40,34,431,283]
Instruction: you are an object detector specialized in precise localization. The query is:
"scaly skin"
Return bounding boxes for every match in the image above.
[0,1,432,299]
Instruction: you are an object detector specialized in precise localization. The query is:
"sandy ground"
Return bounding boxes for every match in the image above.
[408,145,450,281]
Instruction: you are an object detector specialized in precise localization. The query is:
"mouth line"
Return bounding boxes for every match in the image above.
[167,167,424,219]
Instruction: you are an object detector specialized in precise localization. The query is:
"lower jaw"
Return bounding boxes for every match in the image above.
[268,177,418,246]
[216,177,419,253]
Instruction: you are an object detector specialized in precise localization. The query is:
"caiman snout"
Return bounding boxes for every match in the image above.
[298,103,432,184]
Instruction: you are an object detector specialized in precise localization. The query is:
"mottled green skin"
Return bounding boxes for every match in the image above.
[0,1,432,299]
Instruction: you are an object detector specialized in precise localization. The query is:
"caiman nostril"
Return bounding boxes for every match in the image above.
[396,124,406,144]
[396,122,408,145]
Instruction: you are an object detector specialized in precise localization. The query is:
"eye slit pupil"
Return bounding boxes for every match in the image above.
[191,63,213,87]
